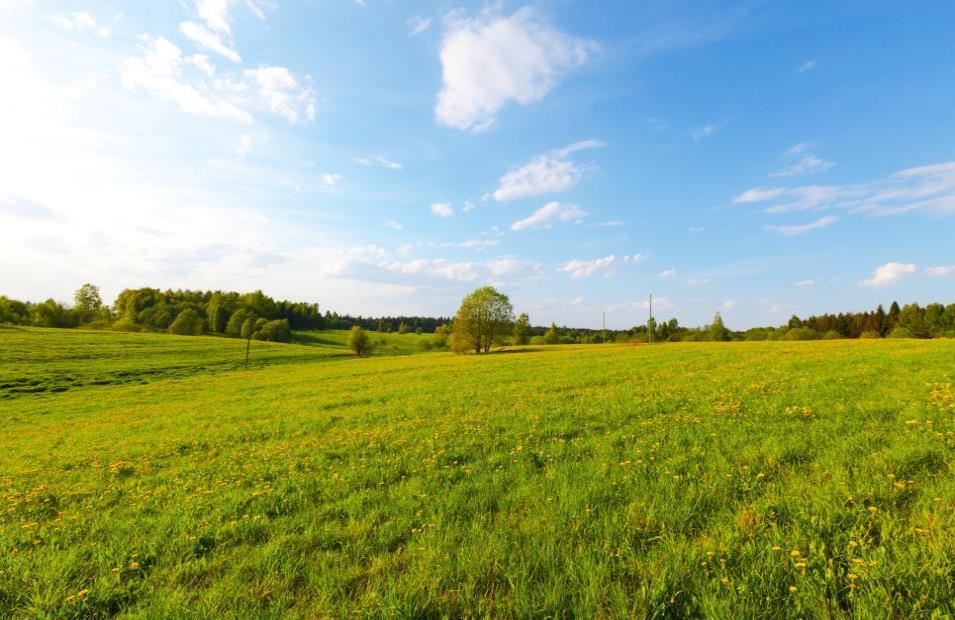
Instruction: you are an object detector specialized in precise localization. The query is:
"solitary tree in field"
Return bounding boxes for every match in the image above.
[74,283,103,323]
[451,286,514,354]
[513,313,531,345]
[348,325,372,357]
[709,312,730,341]
[542,322,559,345]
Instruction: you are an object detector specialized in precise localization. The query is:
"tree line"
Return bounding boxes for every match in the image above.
[2,285,953,350]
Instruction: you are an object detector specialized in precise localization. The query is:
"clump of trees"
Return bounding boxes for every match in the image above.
[347,325,372,356]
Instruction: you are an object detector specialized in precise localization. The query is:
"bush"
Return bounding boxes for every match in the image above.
[255,319,291,343]
[240,318,256,339]
[859,330,881,339]
[822,330,842,340]
[888,327,912,339]
[348,325,372,357]
[169,308,205,336]
[111,318,141,332]
[83,320,112,331]
[417,339,433,351]
[781,327,821,341]
[225,309,253,337]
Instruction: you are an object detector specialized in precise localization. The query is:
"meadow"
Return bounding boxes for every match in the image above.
[0,328,952,618]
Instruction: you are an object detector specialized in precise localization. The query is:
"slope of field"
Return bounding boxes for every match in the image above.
[0,327,348,399]
[0,334,953,618]
[292,328,429,356]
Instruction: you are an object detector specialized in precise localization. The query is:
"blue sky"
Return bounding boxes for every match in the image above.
[1,0,953,329]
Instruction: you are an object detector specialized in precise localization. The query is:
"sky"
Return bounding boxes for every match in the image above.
[1,0,954,329]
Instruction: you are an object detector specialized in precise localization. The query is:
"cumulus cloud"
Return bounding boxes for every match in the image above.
[431,202,454,217]
[557,253,645,279]
[510,201,586,231]
[734,161,955,216]
[765,215,837,235]
[435,7,595,131]
[861,262,916,287]
[238,66,316,124]
[490,139,603,201]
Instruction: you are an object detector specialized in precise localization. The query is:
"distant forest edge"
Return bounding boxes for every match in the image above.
[2,284,955,344]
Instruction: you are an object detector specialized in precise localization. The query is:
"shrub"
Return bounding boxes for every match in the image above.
[111,318,141,332]
[83,320,112,331]
[859,330,881,339]
[888,327,912,339]
[256,319,291,343]
[348,325,372,357]
[781,327,821,341]
[240,318,256,339]
[417,339,433,351]
[225,309,253,337]
[822,330,842,340]
[169,308,205,336]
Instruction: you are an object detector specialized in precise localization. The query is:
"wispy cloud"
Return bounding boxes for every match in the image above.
[659,268,676,278]
[489,140,603,201]
[793,279,815,288]
[798,59,816,73]
[510,201,586,231]
[689,124,718,141]
[765,215,837,235]
[770,143,834,177]
[352,155,402,170]
[320,173,343,187]
[735,161,955,216]
[408,15,432,36]
[926,265,955,277]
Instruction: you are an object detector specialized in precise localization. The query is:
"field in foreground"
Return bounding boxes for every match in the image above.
[0,330,953,618]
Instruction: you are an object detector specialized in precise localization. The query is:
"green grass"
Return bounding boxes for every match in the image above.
[0,329,953,618]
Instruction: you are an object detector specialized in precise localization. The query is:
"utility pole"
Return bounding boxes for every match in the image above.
[648,293,653,344]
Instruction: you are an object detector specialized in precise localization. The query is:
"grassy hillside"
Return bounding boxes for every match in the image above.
[0,326,347,399]
[292,328,431,356]
[0,332,952,617]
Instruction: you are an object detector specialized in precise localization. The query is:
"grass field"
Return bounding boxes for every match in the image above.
[0,329,953,617]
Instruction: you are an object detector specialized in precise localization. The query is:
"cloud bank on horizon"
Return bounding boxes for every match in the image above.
[0,0,953,329]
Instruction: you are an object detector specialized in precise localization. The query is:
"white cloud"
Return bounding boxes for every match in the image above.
[384,220,403,231]
[490,139,603,201]
[765,215,837,235]
[627,253,647,264]
[408,15,432,36]
[770,154,834,178]
[121,36,252,122]
[798,59,816,73]
[320,173,343,187]
[926,266,955,277]
[196,0,234,34]
[0,0,32,11]
[459,239,499,249]
[734,161,955,216]
[570,296,585,306]
[54,12,108,37]
[690,124,718,141]
[435,7,595,131]
[793,279,815,288]
[861,262,916,287]
[240,66,316,124]
[770,144,834,178]
[594,220,625,227]
[431,202,454,217]
[352,155,402,170]
[510,201,586,231]
[722,299,736,309]
[660,269,676,278]
[558,255,620,278]
[180,21,241,63]
[733,187,786,204]
[461,199,476,212]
